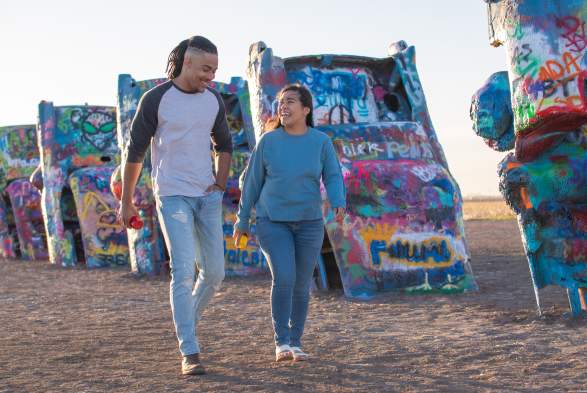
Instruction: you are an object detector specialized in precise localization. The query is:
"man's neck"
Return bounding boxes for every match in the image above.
[173,76,201,94]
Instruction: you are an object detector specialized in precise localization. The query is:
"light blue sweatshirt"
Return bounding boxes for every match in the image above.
[235,127,346,232]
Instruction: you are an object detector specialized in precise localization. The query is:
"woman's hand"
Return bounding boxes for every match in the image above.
[233,227,250,248]
[334,207,345,224]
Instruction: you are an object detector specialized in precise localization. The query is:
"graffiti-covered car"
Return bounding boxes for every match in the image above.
[247,41,477,299]
[113,75,266,276]
[0,124,47,260]
[471,0,587,315]
[37,102,128,268]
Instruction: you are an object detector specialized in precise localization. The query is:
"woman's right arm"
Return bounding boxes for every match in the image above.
[235,138,266,232]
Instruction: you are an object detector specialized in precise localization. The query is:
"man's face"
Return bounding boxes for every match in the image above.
[183,49,218,92]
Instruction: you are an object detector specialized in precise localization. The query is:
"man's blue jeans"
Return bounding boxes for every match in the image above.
[156,192,225,356]
[256,217,324,348]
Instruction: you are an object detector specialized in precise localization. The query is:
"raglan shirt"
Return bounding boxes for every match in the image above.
[125,81,232,197]
[235,128,346,232]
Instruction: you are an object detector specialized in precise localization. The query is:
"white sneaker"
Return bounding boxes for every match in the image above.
[290,346,309,361]
[275,344,293,362]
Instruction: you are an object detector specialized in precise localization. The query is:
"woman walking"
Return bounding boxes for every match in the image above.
[234,84,345,362]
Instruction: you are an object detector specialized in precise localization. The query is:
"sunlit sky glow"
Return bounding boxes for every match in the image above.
[0,0,510,196]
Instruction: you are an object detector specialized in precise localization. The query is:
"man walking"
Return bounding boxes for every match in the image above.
[119,35,232,375]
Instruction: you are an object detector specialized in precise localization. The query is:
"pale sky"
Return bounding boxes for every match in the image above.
[0,0,509,196]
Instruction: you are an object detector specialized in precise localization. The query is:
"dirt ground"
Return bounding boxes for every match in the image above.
[1,220,586,393]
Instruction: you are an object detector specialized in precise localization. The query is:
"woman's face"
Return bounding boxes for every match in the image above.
[278,90,310,128]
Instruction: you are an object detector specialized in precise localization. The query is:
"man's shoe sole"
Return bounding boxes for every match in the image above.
[182,364,206,375]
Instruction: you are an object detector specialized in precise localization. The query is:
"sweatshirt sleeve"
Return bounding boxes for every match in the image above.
[235,138,266,232]
[322,138,346,209]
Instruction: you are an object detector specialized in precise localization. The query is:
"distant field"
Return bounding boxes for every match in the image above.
[462,198,516,221]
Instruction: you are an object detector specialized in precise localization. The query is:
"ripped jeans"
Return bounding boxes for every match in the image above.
[156,193,225,356]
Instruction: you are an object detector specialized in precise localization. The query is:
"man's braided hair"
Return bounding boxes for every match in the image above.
[166,36,218,79]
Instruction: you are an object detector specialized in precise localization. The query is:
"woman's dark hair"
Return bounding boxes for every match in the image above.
[264,84,314,132]
[166,36,218,79]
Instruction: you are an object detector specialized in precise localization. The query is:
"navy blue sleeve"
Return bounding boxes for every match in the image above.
[125,82,170,163]
[209,88,233,154]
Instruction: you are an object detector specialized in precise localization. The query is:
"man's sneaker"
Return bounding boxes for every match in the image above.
[182,353,206,375]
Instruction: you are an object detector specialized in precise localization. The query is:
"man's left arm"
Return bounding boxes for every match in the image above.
[209,93,233,191]
[214,152,231,190]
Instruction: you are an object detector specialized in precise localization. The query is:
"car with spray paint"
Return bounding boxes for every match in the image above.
[36,102,128,268]
[112,74,267,276]
[471,0,587,316]
[247,41,477,299]
[0,124,48,260]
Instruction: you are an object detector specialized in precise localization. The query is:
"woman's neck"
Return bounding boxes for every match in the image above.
[283,123,308,135]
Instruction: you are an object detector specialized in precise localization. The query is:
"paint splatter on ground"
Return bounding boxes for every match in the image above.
[1,220,586,392]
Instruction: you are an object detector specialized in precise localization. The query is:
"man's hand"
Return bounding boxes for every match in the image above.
[205,183,225,193]
[119,161,143,228]
[118,200,139,228]
[334,207,345,224]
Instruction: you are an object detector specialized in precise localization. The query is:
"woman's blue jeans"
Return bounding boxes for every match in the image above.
[256,217,324,347]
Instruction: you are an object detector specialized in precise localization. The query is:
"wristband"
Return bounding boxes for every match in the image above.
[214,183,226,192]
